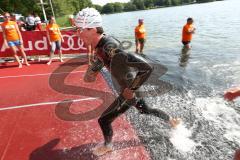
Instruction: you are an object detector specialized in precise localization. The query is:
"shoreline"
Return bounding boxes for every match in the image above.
[100,1,221,15]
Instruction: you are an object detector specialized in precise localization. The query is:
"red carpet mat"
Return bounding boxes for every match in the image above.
[0,58,150,160]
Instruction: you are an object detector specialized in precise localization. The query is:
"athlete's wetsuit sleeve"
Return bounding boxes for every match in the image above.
[122,52,170,122]
[84,58,104,83]
[125,52,153,90]
[89,58,104,73]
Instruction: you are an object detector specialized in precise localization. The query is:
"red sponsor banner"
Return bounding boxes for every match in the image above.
[0,30,87,57]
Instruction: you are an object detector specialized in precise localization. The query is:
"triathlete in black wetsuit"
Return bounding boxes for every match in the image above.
[75,8,180,155]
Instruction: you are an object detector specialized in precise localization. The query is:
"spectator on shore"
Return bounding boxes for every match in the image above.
[46,16,64,65]
[34,13,42,31]
[69,15,75,27]
[182,17,196,49]
[10,14,26,31]
[25,13,36,31]
[1,12,30,68]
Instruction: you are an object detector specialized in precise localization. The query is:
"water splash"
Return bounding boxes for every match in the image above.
[170,122,196,153]
[196,97,240,145]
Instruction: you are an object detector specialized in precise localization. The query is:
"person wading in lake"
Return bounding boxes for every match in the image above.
[135,19,146,54]
[182,17,196,49]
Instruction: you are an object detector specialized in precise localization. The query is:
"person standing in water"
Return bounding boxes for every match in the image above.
[75,8,181,156]
[135,19,146,54]
[1,12,30,68]
[182,17,196,49]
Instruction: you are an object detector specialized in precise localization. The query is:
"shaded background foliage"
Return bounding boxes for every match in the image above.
[0,0,222,25]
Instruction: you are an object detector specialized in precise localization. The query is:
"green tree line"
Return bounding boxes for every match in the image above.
[0,0,222,20]
[99,0,223,14]
[0,0,93,18]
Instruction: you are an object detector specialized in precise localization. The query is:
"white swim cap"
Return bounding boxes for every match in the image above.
[75,7,102,29]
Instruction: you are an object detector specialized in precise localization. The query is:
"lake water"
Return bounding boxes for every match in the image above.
[102,0,240,159]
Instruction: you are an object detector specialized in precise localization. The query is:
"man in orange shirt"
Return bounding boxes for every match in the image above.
[182,17,196,49]
[135,19,146,54]
[46,16,64,65]
[1,12,30,68]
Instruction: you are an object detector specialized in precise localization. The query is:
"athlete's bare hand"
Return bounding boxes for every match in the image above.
[83,68,98,83]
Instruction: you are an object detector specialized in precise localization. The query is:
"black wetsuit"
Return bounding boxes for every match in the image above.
[89,35,170,145]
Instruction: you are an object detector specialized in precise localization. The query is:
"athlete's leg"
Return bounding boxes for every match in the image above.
[135,98,170,122]
[17,44,30,66]
[186,44,191,49]
[47,41,56,65]
[182,41,191,49]
[139,39,145,54]
[56,41,63,62]
[9,45,22,68]
[134,98,180,128]
[59,50,63,62]
[135,38,139,53]
[98,96,136,145]
[94,96,136,156]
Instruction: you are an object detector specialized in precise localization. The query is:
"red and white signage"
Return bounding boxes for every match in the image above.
[0,30,87,57]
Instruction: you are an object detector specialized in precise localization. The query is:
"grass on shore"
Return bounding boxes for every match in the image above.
[56,15,71,27]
